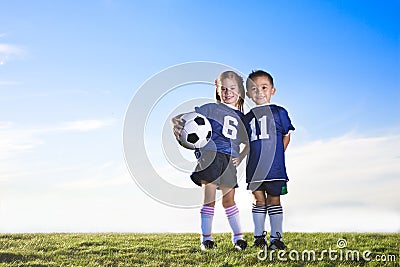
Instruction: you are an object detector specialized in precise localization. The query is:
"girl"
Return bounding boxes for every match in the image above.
[172,71,248,250]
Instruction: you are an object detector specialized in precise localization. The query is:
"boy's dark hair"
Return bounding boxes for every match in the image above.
[246,70,274,90]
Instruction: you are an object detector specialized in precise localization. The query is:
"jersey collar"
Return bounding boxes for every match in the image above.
[256,102,273,107]
[221,102,238,110]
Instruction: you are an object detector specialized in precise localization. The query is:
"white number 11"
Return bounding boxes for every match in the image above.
[250,115,270,141]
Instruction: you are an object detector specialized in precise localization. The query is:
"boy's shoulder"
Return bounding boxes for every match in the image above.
[264,104,291,117]
[244,104,291,122]
[245,104,288,114]
[268,104,287,112]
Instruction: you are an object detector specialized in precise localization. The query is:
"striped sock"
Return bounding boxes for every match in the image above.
[200,205,214,242]
[267,205,283,242]
[225,205,243,243]
[252,204,267,238]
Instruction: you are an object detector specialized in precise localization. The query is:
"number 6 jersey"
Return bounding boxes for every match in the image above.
[195,103,246,158]
[243,104,295,183]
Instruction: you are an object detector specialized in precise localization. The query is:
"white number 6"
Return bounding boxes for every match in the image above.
[222,116,238,139]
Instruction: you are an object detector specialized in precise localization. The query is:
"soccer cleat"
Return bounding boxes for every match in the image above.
[200,240,216,250]
[253,231,267,248]
[253,237,267,248]
[234,239,248,251]
[269,232,286,250]
[268,239,286,250]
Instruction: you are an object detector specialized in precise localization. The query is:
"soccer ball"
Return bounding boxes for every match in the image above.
[177,112,212,150]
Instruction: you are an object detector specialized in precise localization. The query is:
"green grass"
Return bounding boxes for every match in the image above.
[0,233,398,266]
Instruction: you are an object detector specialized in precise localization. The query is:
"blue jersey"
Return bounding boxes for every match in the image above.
[195,103,246,158]
[243,104,295,183]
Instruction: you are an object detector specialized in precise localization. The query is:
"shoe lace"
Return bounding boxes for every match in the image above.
[254,231,267,239]
[270,232,282,240]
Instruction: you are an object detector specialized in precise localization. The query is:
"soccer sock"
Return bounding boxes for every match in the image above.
[267,205,283,242]
[225,205,243,244]
[200,205,214,242]
[252,204,267,238]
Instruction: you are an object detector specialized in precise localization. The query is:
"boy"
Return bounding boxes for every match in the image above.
[243,70,295,250]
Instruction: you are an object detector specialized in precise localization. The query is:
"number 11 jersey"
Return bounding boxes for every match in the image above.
[243,104,295,183]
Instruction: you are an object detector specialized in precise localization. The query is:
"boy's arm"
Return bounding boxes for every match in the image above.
[283,134,291,151]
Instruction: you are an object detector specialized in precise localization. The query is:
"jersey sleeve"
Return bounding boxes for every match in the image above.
[194,105,205,116]
[195,103,213,117]
[278,107,295,135]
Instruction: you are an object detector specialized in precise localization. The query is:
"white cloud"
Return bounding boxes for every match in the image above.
[283,133,400,232]
[56,161,132,190]
[58,119,113,132]
[0,80,20,86]
[0,123,44,161]
[0,43,25,65]
[0,119,114,183]
[1,131,399,233]
[0,44,23,54]
[125,132,400,233]
[0,119,113,158]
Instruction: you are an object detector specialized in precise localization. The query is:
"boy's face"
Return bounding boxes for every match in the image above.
[246,76,276,105]
[218,78,240,106]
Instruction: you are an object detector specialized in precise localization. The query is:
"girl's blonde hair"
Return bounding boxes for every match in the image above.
[214,71,245,112]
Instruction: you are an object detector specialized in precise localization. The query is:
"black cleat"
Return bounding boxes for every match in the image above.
[253,231,267,248]
[269,232,286,250]
[234,239,248,251]
[268,239,286,250]
[253,237,267,248]
[200,240,216,250]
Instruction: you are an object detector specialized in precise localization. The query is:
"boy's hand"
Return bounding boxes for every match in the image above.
[171,114,184,139]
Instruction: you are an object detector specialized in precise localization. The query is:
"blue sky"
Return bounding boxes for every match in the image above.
[0,0,399,233]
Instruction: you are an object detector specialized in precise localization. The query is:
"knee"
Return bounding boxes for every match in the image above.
[266,196,281,206]
[254,199,266,206]
[252,192,267,206]
[204,201,215,207]
[222,198,235,208]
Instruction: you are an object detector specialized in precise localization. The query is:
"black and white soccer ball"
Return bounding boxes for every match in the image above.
[178,112,212,150]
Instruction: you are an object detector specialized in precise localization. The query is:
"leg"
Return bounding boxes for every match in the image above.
[221,186,235,208]
[266,195,281,206]
[266,194,285,249]
[221,187,246,249]
[252,190,268,247]
[203,181,217,207]
[200,181,217,246]
[253,190,267,206]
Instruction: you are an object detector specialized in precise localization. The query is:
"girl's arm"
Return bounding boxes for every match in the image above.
[283,134,291,151]
[232,142,249,167]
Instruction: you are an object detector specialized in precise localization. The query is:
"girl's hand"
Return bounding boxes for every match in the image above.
[232,157,241,167]
[232,143,248,167]
[171,113,184,139]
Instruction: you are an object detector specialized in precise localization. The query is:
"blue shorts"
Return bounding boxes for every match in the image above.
[247,180,288,196]
[190,150,238,189]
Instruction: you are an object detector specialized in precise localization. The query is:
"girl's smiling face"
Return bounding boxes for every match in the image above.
[246,76,276,105]
[218,78,240,106]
